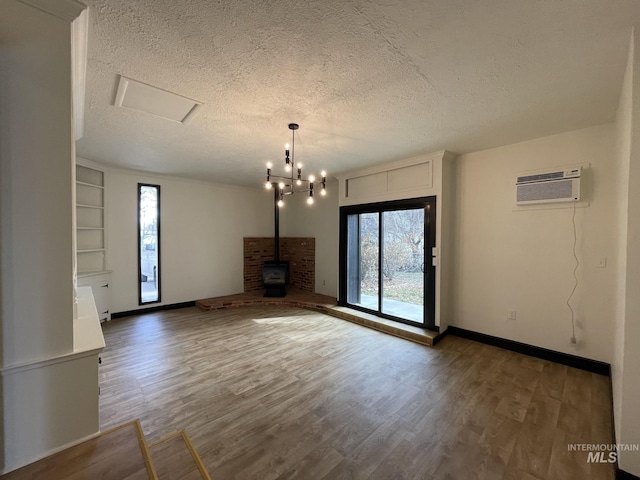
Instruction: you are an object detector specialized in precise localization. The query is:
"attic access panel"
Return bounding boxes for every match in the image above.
[115,76,202,124]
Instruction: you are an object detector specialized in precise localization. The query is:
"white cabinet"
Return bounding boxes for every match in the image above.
[77,271,111,322]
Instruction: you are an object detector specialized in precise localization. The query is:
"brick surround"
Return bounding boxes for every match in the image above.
[243,237,315,293]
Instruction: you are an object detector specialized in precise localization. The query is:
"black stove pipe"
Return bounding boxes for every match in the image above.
[273,185,280,262]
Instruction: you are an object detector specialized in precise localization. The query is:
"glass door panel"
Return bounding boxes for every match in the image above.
[346,212,379,310]
[381,209,424,323]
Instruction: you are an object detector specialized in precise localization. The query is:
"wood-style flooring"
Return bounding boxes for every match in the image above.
[1,421,154,480]
[149,431,211,479]
[99,306,615,480]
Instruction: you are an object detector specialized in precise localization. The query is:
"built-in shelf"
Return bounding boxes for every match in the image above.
[77,203,103,209]
[76,163,111,320]
[78,269,106,276]
[76,164,107,276]
[76,180,105,189]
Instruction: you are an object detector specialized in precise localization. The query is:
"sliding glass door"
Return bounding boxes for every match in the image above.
[340,197,436,330]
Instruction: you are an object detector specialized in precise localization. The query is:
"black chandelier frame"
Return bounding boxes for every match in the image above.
[265,123,326,206]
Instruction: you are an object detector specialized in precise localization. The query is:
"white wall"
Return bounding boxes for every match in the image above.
[0,1,101,473]
[0,1,74,366]
[612,28,633,463]
[99,166,273,313]
[614,29,640,477]
[453,124,617,363]
[280,179,340,297]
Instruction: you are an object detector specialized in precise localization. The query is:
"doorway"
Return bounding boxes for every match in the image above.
[339,197,436,330]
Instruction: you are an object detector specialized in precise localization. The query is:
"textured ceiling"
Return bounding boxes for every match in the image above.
[76,0,640,187]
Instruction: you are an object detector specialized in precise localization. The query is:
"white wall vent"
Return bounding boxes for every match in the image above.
[516,167,581,205]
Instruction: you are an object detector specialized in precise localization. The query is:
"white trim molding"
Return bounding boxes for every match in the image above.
[17,0,86,22]
[18,0,89,140]
[72,7,89,140]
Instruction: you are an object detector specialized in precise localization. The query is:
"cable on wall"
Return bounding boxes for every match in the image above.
[566,201,579,344]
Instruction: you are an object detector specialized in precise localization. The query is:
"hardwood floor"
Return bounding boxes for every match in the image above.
[99,306,615,480]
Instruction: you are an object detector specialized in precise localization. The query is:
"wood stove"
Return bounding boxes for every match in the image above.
[262,261,289,297]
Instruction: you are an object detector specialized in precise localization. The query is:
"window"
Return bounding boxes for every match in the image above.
[138,184,161,304]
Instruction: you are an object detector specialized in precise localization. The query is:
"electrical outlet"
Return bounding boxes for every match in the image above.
[508,310,517,320]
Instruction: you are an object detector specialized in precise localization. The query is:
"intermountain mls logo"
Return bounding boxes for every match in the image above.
[568,443,640,463]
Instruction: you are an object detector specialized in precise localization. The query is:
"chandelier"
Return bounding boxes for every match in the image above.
[265,123,326,206]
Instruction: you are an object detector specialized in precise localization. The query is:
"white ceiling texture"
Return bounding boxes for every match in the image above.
[76,0,640,187]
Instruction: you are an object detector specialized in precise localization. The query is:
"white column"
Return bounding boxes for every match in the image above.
[1,0,94,473]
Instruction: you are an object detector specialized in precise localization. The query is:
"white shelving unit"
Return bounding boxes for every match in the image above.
[76,165,105,273]
[76,164,111,321]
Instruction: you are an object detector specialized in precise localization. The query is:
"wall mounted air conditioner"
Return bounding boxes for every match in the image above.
[516,167,581,205]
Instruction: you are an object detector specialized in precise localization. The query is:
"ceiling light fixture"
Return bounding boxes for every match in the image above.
[263,123,328,287]
[265,123,327,207]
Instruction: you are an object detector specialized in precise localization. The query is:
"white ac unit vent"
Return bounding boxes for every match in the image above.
[516,167,581,205]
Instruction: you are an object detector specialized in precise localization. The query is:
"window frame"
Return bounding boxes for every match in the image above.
[138,183,161,305]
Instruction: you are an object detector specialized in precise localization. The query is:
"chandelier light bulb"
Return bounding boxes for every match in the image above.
[296,179,302,186]
[285,164,291,171]
[285,143,290,151]
[277,199,284,207]
[265,182,272,189]
[308,174,315,183]
[321,170,326,178]
[321,189,327,196]
[266,161,273,168]
[278,182,285,190]
[307,196,314,205]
